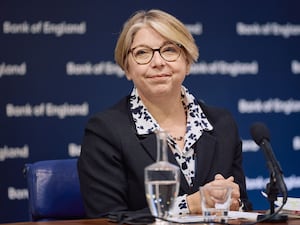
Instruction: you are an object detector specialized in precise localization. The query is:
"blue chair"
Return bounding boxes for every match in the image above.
[24,158,86,221]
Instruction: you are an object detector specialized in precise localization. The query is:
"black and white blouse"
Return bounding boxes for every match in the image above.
[129,86,213,215]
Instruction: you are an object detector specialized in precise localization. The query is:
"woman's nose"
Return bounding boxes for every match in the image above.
[150,51,165,66]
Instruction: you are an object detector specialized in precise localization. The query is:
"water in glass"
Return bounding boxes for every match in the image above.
[144,130,180,219]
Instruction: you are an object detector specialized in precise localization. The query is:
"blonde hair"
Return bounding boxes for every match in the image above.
[114,9,199,71]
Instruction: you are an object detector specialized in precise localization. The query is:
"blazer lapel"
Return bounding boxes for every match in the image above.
[192,131,217,190]
[139,133,191,193]
[139,133,157,163]
[167,147,191,193]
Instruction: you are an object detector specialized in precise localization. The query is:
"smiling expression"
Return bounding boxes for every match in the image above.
[126,26,190,101]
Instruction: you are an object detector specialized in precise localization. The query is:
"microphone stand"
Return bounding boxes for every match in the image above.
[257,172,288,222]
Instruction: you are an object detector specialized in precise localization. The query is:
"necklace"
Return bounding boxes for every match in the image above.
[172,135,184,141]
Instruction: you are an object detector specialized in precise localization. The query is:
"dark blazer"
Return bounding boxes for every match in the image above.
[78,96,252,218]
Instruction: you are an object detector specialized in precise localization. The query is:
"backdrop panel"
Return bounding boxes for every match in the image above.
[1,0,299,222]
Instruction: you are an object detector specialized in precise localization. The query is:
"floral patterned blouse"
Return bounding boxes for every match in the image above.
[129,86,213,215]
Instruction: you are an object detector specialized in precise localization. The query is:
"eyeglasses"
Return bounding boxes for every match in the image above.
[129,42,182,65]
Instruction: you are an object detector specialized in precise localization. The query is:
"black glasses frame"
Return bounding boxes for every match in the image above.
[129,43,182,65]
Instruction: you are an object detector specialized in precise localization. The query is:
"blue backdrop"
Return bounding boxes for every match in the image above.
[1,0,300,223]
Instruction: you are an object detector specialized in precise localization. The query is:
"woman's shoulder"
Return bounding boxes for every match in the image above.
[86,96,132,129]
[198,100,232,116]
[198,100,237,127]
[92,96,129,117]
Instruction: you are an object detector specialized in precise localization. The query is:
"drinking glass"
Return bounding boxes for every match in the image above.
[200,185,232,222]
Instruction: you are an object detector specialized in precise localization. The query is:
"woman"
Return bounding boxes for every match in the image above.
[78,9,252,218]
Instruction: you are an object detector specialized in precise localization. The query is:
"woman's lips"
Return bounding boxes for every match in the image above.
[148,73,171,78]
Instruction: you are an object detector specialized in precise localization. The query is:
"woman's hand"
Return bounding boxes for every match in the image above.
[211,174,241,211]
[186,174,241,214]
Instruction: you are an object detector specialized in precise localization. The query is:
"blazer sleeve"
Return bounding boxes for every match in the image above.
[232,136,253,211]
[200,101,252,211]
[77,111,130,218]
[227,112,253,211]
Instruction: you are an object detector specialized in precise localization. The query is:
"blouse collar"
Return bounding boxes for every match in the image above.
[129,86,213,152]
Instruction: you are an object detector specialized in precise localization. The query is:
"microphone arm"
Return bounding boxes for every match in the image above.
[260,139,288,205]
[250,122,288,222]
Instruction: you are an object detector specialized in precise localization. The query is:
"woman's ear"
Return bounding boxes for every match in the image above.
[123,64,132,80]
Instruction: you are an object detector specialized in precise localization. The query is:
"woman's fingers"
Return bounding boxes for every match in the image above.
[211,174,241,210]
[230,198,241,211]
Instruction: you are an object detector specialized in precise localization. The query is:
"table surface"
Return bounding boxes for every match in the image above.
[1,217,300,225]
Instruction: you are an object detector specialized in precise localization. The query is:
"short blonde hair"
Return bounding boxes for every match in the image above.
[114,9,199,71]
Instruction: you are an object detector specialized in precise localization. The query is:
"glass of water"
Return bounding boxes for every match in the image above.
[144,130,180,220]
[200,185,232,223]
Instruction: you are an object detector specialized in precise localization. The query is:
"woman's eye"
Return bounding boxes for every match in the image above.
[135,49,150,56]
[163,46,177,53]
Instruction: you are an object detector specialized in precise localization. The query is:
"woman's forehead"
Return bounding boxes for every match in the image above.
[131,27,168,47]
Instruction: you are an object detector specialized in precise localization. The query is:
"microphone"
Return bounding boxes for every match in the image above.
[250,122,288,205]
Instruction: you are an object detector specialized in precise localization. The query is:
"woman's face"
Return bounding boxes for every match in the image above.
[126,26,190,101]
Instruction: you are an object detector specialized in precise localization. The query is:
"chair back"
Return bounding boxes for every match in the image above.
[24,158,86,221]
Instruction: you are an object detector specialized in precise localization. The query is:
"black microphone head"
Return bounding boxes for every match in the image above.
[250,122,270,145]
